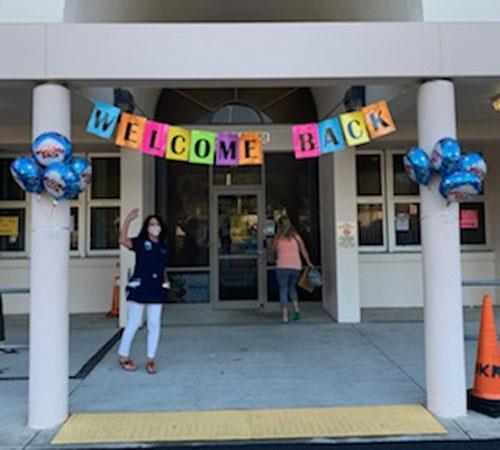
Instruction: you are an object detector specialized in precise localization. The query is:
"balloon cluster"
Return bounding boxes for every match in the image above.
[403,138,486,202]
[10,132,92,201]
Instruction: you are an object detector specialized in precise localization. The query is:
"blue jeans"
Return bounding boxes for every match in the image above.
[276,269,300,307]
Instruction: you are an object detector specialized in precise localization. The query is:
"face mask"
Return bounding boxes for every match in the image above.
[148,225,161,237]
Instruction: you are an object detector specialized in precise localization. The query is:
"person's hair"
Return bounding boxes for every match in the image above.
[276,216,296,239]
[138,215,167,241]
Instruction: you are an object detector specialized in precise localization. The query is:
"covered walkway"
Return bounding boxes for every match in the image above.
[1,305,500,448]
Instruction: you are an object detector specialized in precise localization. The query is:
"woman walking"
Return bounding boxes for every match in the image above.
[117,208,169,374]
[272,216,313,323]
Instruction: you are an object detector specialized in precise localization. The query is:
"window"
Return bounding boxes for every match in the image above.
[460,202,486,246]
[0,153,121,258]
[356,150,488,253]
[156,160,209,267]
[388,153,421,251]
[87,156,121,254]
[0,157,27,254]
[356,153,386,250]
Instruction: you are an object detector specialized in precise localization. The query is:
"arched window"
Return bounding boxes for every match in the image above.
[155,88,317,124]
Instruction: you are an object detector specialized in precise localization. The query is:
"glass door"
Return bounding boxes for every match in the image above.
[211,188,266,309]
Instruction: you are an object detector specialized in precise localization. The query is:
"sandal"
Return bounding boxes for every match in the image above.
[118,357,137,372]
[146,361,157,375]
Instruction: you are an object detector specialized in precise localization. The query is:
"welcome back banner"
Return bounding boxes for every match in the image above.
[86,100,396,165]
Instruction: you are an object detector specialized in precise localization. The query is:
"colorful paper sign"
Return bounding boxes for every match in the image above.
[216,133,239,166]
[86,98,396,164]
[0,217,19,236]
[292,123,321,159]
[141,121,168,157]
[318,117,345,154]
[460,209,479,229]
[363,100,396,139]
[189,130,216,165]
[340,111,370,147]
[239,132,263,165]
[115,113,147,149]
[166,126,190,162]
[86,102,121,139]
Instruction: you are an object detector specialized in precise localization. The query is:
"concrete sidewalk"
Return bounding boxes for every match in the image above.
[1,305,500,449]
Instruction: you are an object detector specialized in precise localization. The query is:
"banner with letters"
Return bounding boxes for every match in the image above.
[86,99,396,165]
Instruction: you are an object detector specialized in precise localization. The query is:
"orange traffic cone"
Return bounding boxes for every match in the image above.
[106,275,120,318]
[467,294,500,417]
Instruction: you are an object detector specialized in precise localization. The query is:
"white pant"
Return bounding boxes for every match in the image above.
[118,301,163,359]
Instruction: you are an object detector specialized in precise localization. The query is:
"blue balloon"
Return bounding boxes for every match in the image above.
[68,157,92,193]
[10,156,43,194]
[431,137,461,175]
[439,171,482,202]
[31,132,72,167]
[460,152,487,181]
[403,147,433,185]
[43,162,79,200]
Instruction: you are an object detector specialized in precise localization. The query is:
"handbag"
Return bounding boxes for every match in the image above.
[307,267,322,287]
[297,267,315,293]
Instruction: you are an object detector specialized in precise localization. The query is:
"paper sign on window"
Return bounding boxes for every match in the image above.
[460,209,479,229]
[0,217,19,236]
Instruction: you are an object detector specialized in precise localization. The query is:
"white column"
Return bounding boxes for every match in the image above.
[418,79,466,418]
[29,83,71,428]
[319,150,360,323]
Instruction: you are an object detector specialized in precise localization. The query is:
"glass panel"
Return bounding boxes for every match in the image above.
[219,259,258,301]
[393,154,419,196]
[218,195,258,255]
[0,208,25,251]
[156,160,209,267]
[166,272,209,303]
[0,158,25,201]
[70,207,79,251]
[356,154,382,196]
[90,207,120,250]
[460,203,486,245]
[358,203,384,246]
[91,157,120,199]
[213,166,261,186]
[265,154,320,266]
[395,203,420,246]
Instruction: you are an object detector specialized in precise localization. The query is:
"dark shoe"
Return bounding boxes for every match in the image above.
[146,361,157,375]
[293,311,301,321]
[118,357,137,372]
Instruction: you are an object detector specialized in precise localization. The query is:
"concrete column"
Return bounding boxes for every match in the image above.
[29,83,71,428]
[319,149,360,323]
[417,79,466,418]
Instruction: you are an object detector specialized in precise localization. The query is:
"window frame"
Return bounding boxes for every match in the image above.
[86,153,121,256]
[356,150,387,252]
[459,198,490,251]
[0,153,30,258]
[387,150,422,252]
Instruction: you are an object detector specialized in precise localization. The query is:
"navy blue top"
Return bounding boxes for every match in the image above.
[126,237,169,304]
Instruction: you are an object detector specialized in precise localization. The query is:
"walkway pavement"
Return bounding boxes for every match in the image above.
[1,305,500,449]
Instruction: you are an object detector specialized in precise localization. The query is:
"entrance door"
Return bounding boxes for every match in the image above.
[211,188,266,309]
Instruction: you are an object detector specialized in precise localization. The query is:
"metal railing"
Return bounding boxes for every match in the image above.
[462,280,500,287]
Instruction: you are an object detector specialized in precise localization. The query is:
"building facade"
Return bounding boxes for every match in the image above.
[1,0,500,427]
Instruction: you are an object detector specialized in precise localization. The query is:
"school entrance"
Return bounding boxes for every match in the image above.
[153,88,321,309]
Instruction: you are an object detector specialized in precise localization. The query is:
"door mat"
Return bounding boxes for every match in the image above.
[52,404,446,445]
